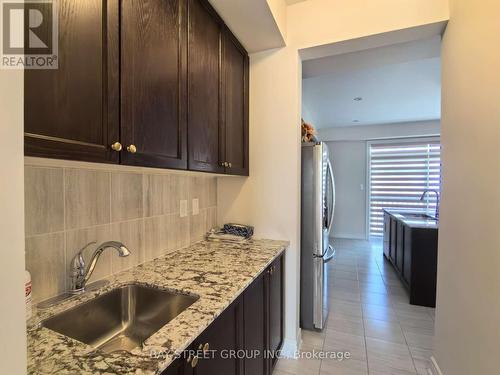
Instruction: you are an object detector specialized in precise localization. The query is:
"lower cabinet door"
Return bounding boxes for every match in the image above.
[244,273,267,375]
[403,226,412,286]
[396,222,405,273]
[162,357,188,375]
[192,298,242,375]
[268,256,284,369]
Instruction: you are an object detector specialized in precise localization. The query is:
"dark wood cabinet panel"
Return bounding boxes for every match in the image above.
[120,0,187,169]
[383,213,391,258]
[268,256,284,369]
[162,357,187,375]
[243,273,267,375]
[25,0,119,163]
[192,298,242,375]
[221,31,249,176]
[396,222,405,272]
[187,0,224,173]
[390,218,397,263]
[403,226,412,286]
[162,254,284,375]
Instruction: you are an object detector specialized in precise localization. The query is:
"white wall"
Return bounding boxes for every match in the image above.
[327,141,367,239]
[433,1,500,374]
[0,71,27,373]
[218,0,448,352]
[218,47,302,350]
[319,120,440,141]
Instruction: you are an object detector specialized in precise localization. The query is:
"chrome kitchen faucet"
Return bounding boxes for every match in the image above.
[69,241,131,294]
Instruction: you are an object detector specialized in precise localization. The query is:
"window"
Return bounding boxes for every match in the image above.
[368,138,441,237]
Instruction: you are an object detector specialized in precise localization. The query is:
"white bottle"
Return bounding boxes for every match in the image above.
[25,270,32,321]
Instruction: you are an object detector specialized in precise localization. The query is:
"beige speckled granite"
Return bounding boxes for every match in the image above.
[27,239,288,375]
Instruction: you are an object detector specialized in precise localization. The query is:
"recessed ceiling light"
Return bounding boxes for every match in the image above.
[353,120,359,123]
[353,97,363,101]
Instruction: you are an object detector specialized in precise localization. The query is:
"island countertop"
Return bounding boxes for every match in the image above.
[27,239,288,375]
[383,208,439,229]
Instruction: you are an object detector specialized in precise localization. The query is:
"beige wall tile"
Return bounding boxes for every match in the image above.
[144,174,170,217]
[169,214,190,251]
[110,172,143,221]
[169,175,189,215]
[208,178,217,207]
[65,169,110,230]
[65,225,112,289]
[144,215,170,261]
[25,233,66,303]
[190,209,207,243]
[25,167,64,236]
[190,176,209,209]
[110,220,144,273]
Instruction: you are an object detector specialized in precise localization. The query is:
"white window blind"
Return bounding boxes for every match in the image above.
[368,138,441,237]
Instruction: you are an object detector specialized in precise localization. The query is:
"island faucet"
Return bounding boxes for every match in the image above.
[69,241,131,294]
[419,189,440,219]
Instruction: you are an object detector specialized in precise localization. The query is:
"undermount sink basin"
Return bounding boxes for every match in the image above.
[42,284,198,353]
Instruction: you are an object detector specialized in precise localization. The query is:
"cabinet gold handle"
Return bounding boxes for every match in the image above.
[191,355,199,368]
[111,142,122,152]
[127,144,137,154]
[203,342,210,353]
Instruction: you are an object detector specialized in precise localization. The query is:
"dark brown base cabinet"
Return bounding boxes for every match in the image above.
[383,212,438,307]
[162,254,284,375]
[25,0,249,176]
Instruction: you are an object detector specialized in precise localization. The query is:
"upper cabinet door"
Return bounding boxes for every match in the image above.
[222,31,249,176]
[25,0,120,163]
[187,0,224,173]
[120,0,187,169]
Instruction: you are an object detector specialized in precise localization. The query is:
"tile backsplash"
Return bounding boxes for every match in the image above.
[25,161,217,303]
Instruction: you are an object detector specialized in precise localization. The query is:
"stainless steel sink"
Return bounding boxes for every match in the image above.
[42,284,198,353]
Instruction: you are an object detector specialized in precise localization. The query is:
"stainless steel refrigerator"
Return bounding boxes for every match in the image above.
[300,142,336,331]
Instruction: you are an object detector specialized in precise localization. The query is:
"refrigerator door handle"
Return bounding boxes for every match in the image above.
[323,244,335,263]
[327,159,335,234]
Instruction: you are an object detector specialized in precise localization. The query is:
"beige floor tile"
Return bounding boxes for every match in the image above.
[366,338,416,373]
[329,301,363,322]
[408,346,433,373]
[320,358,368,374]
[275,352,321,375]
[364,319,406,344]
[331,290,361,303]
[362,303,399,322]
[325,317,364,337]
[360,291,392,307]
[403,331,434,350]
[301,330,326,350]
[323,331,367,362]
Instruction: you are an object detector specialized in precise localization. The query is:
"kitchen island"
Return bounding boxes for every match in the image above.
[383,209,438,307]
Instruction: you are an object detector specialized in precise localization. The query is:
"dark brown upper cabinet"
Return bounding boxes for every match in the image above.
[24,0,249,176]
[221,30,249,176]
[187,0,224,174]
[120,0,188,169]
[25,0,120,163]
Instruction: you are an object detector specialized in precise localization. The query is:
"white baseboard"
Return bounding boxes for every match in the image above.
[280,329,301,358]
[430,356,444,375]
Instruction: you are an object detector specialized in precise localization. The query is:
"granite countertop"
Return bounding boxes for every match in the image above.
[383,208,439,229]
[27,239,288,375]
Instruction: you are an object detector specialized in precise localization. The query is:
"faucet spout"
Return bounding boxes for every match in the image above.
[70,241,131,294]
[419,189,440,219]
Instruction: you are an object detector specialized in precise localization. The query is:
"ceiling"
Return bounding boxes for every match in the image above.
[302,37,441,129]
